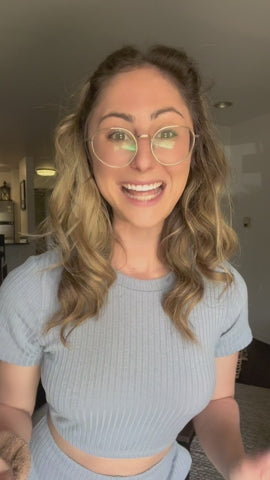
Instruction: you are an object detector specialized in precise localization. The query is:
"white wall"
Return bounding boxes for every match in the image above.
[218,114,270,344]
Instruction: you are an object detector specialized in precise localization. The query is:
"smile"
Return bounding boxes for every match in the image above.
[121,182,164,201]
[122,182,163,192]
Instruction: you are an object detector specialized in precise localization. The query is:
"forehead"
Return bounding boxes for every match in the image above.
[89,66,192,128]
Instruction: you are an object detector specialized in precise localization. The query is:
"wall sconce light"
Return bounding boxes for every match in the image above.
[35,167,57,177]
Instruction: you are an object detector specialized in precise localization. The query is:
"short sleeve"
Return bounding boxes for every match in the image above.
[215,268,252,357]
[0,250,61,366]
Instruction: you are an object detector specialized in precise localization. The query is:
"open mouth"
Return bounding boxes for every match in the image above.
[121,182,164,201]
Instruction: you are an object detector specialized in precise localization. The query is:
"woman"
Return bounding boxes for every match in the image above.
[0,45,269,480]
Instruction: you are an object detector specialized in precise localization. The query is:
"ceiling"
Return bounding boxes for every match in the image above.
[1,0,270,171]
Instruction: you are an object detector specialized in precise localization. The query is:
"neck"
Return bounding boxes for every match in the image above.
[112,223,168,280]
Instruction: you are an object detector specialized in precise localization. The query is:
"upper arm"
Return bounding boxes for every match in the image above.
[211,352,239,400]
[0,360,41,416]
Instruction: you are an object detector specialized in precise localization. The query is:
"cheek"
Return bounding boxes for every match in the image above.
[172,161,191,196]
[91,162,106,196]
[92,162,116,204]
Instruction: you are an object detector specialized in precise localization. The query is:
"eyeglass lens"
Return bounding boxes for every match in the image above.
[92,126,193,167]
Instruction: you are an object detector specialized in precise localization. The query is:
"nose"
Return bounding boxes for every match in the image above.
[130,136,156,171]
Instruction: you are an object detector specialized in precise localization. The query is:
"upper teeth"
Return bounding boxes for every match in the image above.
[122,182,162,191]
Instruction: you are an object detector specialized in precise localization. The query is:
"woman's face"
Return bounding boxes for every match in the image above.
[87,66,193,235]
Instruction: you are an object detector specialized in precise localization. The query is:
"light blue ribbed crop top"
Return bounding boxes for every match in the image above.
[0,250,252,458]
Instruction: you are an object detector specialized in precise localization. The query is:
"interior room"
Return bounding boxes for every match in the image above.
[0,1,269,478]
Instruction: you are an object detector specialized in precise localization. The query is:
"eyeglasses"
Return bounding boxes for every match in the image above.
[87,125,198,168]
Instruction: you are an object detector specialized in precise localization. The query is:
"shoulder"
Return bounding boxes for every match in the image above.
[213,264,252,355]
[0,249,63,365]
[203,263,247,306]
[12,247,61,273]
[224,263,247,312]
[6,247,61,277]
[0,249,63,306]
[227,263,246,291]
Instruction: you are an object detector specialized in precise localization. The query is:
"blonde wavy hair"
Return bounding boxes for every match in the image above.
[45,45,238,344]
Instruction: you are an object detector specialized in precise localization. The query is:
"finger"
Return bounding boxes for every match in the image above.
[256,450,270,474]
[261,453,270,480]
[0,471,14,480]
[0,459,14,480]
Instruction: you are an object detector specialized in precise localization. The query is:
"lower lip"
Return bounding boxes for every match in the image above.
[121,186,165,206]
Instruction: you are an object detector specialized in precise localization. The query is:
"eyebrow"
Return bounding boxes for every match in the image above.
[151,107,184,120]
[98,112,134,125]
[98,107,184,126]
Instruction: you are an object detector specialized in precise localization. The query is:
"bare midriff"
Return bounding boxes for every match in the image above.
[48,413,172,475]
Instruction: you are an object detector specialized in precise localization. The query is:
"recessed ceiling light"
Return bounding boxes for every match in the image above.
[214,101,233,109]
[35,167,56,176]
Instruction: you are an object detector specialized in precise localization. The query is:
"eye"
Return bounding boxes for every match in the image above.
[156,129,178,140]
[107,130,130,142]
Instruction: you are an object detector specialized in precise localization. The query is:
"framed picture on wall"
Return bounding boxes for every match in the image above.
[20,180,26,210]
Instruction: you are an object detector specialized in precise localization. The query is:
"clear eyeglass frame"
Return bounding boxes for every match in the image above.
[88,124,199,169]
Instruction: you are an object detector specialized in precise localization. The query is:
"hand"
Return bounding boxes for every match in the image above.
[230,451,270,480]
[0,458,15,480]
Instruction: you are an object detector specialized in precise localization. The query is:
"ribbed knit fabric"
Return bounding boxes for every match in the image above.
[0,250,252,478]
[28,415,191,480]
